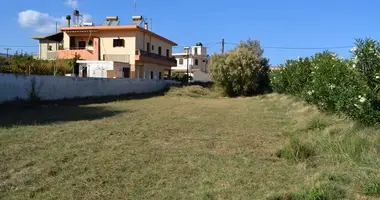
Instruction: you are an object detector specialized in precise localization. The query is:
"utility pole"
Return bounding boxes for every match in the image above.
[221,39,225,54]
[184,46,190,84]
[4,48,11,57]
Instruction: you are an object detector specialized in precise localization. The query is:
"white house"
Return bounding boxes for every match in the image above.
[172,43,211,82]
[76,60,130,78]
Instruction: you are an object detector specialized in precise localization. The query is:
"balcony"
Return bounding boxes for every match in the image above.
[57,47,99,60]
[135,49,177,66]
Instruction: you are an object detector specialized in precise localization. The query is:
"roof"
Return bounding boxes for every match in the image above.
[31,32,63,42]
[270,66,281,70]
[60,25,177,46]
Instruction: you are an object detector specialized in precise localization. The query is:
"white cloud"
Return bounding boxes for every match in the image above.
[18,10,65,34]
[65,0,79,9]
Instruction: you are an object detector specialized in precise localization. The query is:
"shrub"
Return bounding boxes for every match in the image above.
[270,38,380,125]
[1,54,73,76]
[211,39,270,96]
[171,72,193,83]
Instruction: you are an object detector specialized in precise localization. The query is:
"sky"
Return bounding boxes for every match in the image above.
[0,0,379,65]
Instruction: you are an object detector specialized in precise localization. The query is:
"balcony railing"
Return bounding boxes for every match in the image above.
[135,49,177,64]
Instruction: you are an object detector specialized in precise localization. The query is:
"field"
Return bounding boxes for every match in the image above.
[1,86,380,199]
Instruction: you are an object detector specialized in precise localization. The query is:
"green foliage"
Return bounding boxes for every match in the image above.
[211,39,270,96]
[1,54,73,76]
[270,38,380,125]
[364,180,380,197]
[171,72,193,83]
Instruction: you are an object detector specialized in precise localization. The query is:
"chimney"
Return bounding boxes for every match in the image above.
[144,23,148,30]
[66,15,71,27]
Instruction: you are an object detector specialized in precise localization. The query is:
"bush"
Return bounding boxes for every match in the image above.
[211,39,270,96]
[171,72,193,83]
[1,54,73,76]
[270,38,380,125]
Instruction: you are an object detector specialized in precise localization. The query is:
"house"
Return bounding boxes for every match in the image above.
[57,15,177,80]
[172,43,211,82]
[31,32,63,60]
[172,43,210,73]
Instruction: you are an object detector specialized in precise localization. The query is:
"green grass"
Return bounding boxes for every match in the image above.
[1,87,380,199]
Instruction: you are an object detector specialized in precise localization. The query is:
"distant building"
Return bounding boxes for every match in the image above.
[270,66,281,70]
[31,32,63,60]
[172,43,211,82]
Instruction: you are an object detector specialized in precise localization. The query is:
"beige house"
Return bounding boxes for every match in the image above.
[31,32,63,60]
[57,16,177,79]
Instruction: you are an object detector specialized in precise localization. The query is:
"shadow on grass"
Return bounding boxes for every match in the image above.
[0,91,166,127]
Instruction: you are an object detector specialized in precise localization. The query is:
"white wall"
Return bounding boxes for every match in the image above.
[0,73,172,103]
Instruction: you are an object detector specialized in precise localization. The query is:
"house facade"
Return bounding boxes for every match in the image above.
[56,16,177,80]
[31,32,63,60]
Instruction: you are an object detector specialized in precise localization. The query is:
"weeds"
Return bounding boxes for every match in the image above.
[365,180,380,197]
[278,137,315,162]
[166,85,221,98]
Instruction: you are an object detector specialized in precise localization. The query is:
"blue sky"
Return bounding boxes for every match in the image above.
[0,0,378,65]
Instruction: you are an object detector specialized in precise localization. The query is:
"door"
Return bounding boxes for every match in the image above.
[78,41,86,50]
[123,68,130,78]
[70,37,76,49]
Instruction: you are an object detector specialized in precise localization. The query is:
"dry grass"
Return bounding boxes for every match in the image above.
[1,88,380,199]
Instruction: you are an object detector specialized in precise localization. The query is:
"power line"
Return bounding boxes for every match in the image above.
[0,45,37,48]
[224,42,352,50]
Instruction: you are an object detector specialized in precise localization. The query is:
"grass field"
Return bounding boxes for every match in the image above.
[1,86,380,199]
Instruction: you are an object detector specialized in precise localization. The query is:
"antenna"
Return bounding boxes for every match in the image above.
[134,0,137,14]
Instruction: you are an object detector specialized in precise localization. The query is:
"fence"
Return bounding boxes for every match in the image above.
[0,73,178,103]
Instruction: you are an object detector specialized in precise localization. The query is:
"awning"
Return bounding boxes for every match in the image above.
[31,32,63,42]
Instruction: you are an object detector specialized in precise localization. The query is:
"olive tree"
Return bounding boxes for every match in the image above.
[211,39,270,96]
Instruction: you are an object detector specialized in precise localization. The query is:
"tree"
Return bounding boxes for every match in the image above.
[211,39,270,96]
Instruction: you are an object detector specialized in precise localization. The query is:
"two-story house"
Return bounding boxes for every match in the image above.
[56,15,177,79]
[172,43,210,73]
[172,43,211,82]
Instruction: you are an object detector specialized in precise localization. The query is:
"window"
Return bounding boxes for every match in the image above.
[194,47,198,55]
[166,49,170,57]
[159,72,162,80]
[195,59,199,65]
[48,45,53,51]
[113,39,124,47]
[147,42,150,52]
[158,46,162,55]
[78,41,86,49]
[179,59,184,65]
[152,45,154,51]
[88,39,93,46]
[150,71,154,79]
